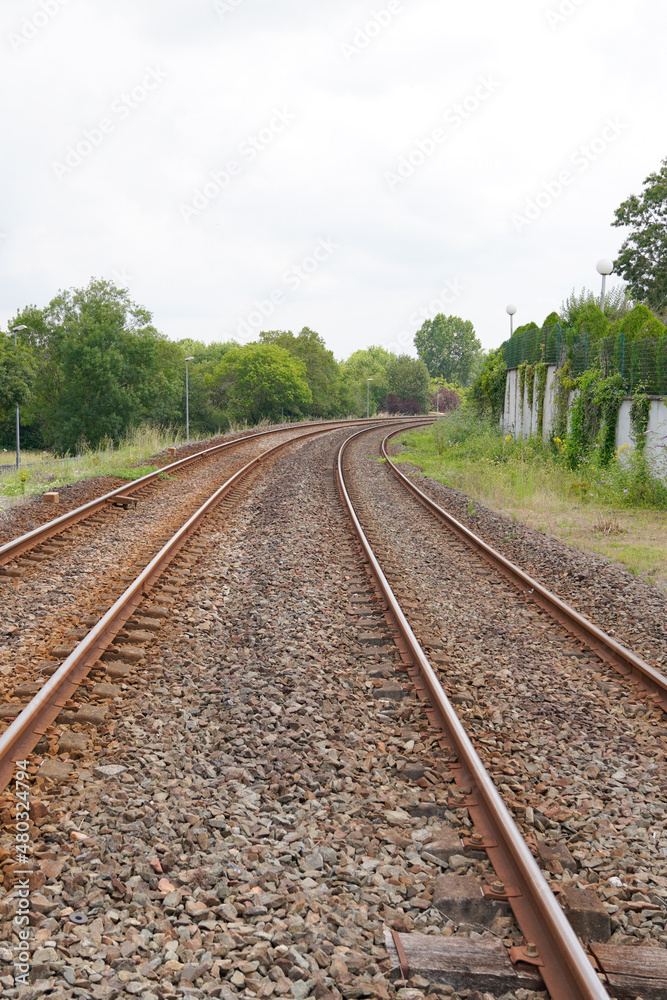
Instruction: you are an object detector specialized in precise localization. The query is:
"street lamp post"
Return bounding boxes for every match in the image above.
[185,357,195,444]
[506,304,517,337]
[596,258,614,310]
[11,325,27,469]
[436,386,440,414]
[366,378,374,419]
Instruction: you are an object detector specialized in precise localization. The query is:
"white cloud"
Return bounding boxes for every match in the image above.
[1,0,665,358]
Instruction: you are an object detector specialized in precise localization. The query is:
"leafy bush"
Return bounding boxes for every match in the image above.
[470,349,506,421]
[617,304,666,341]
[430,388,461,412]
[575,302,610,341]
[383,394,420,415]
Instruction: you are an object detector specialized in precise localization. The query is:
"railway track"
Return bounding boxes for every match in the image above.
[337,423,667,999]
[0,417,421,570]
[0,419,663,999]
[0,418,431,789]
[0,418,431,708]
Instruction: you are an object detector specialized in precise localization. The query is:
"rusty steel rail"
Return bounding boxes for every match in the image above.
[0,416,420,570]
[382,427,667,712]
[0,420,400,793]
[337,426,610,1000]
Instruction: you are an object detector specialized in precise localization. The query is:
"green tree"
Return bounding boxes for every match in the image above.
[385,354,430,413]
[560,286,631,326]
[173,340,239,435]
[210,343,312,422]
[574,302,610,341]
[414,314,481,385]
[10,279,183,452]
[613,158,667,315]
[176,338,238,363]
[0,332,35,417]
[511,321,539,339]
[617,303,666,341]
[260,327,345,416]
[470,348,507,421]
[340,346,394,415]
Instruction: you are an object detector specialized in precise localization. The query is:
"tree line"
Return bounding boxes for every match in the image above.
[0,278,480,454]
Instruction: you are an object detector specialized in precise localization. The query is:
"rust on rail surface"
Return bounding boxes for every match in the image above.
[0,419,406,793]
[337,425,610,1000]
[381,427,667,713]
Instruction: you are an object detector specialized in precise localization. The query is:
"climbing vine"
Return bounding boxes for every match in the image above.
[563,369,624,469]
[553,362,575,442]
[630,385,651,453]
[525,364,535,411]
[535,363,548,437]
[518,363,527,418]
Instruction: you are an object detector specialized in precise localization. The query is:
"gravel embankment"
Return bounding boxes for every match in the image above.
[0,424,307,548]
[1,428,536,1000]
[396,457,667,669]
[343,431,667,948]
[0,428,326,705]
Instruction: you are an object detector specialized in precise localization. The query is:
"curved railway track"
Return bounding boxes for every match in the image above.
[0,418,429,791]
[380,428,667,714]
[337,423,667,1000]
[0,418,423,571]
[338,426,608,1000]
[0,418,664,999]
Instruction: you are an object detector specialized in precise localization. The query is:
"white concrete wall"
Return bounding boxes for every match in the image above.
[504,367,667,475]
[646,399,667,476]
[616,397,667,476]
[503,365,558,439]
[542,365,558,439]
[616,400,632,450]
[503,368,520,435]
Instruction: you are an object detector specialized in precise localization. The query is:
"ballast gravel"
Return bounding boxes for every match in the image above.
[342,431,667,947]
[1,429,536,1000]
[396,455,667,668]
[4,421,666,999]
[0,426,334,704]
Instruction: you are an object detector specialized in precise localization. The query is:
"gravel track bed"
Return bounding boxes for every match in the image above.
[0,427,321,707]
[0,428,539,1000]
[394,453,667,670]
[0,424,308,548]
[343,430,667,955]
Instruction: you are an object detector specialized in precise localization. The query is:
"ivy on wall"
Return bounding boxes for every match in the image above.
[630,386,651,452]
[553,362,576,441]
[563,369,624,469]
[518,363,527,418]
[535,363,548,437]
[525,364,535,411]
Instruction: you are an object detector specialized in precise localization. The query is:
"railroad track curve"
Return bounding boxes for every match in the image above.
[337,423,667,1000]
[0,417,426,572]
[0,418,428,793]
[0,417,663,1000]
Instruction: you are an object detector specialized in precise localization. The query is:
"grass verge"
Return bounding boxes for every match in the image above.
[0,425,185,510]
[397,411,667,592]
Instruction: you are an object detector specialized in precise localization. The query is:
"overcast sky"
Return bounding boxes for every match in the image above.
[1,0,664,360]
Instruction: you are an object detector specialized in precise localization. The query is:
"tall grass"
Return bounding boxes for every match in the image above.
[399,410,667,512]
[0,424,188,504]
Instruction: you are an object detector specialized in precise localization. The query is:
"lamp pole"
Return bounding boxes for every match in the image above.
[596,258,613,310]
[185,356,195,444]
[11,325,27,469]
[506,304,517,337]
[366,378,374,418]
[436,386,440,414]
